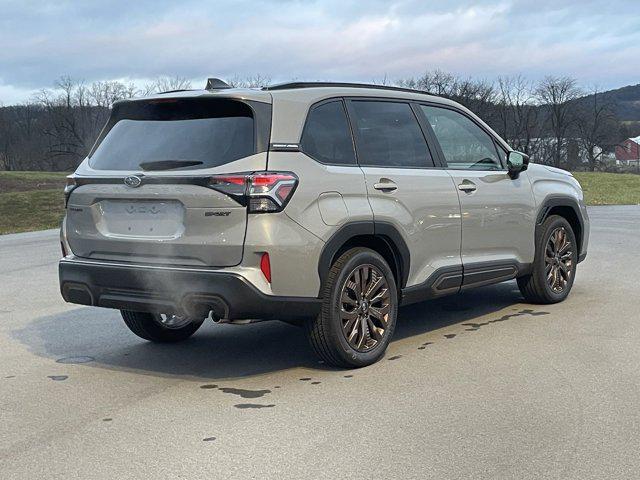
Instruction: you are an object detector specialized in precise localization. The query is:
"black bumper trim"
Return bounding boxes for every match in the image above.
[59,259,320,321]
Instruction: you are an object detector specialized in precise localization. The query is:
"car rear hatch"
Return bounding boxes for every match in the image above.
[65,94,272,267]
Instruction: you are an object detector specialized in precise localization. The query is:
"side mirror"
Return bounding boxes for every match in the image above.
[507,151,529,179]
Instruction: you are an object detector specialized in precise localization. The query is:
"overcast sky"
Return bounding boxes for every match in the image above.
[1,0,639,104]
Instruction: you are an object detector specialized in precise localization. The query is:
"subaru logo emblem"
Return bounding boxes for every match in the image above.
[124,175,142,188]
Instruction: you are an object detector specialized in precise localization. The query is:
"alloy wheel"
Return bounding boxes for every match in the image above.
[339,264,392,352]
[545,226,574,294]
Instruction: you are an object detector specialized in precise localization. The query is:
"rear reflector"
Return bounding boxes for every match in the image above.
[260,253,272,283]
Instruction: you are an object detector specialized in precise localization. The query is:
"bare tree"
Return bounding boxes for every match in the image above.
[33,77,135,170]
[576,87,619,171]
[398,69,458,96]
[226,74,271,88]
[398,70,496,121]
[495,75,539,155]
[140,76,192,96]
[535,76,582,167]
[88,80,137,108]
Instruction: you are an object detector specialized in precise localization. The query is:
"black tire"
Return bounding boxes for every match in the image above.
[517,215,578,304]
[305,247,398,368]
[120,310,204,343]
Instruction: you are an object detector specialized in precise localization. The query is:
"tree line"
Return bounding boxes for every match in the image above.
[0,72,633,172]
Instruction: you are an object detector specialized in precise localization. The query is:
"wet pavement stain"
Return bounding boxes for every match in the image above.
[444,334,456,339]
[47,375,68,381]
[218,387,271,399]
[520,309,550,316]
[199,384,271,398]
[462,309,550,332]
[234,404,276,409]
[463,322,489,329]
[56,356,95,364]
[388,355,402,361]
[203,437,216,442]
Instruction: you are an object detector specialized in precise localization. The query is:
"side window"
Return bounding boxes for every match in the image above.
[421,106,502,170]
[349,101,434,168]
[300,100,356,165]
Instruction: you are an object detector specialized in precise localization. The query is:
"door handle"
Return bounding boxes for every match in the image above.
[457,181,477,193]
[373,180,398,192]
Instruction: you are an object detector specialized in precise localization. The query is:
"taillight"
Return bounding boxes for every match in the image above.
[64,176,77,207]
[208,172,298,213]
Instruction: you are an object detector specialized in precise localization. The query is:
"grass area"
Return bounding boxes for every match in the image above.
[0,170,67,193]
[0,170,638,235]
[572,172,640,206]
[0,171,67,234]
[0,189,65,235]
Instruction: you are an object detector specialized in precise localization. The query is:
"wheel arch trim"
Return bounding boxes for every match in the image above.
[535,195,585,258]
[317,221,410,295]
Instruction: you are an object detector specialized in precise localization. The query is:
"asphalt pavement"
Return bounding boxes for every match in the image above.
[1,206,639,479]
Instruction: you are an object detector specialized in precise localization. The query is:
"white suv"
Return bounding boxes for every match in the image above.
[59,80,590,367]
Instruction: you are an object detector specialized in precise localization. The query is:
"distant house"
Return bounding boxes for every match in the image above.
[615,136,640,166]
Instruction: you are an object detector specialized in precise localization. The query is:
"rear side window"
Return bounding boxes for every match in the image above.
[301,101,356,165]
[420,106,502,170]
[349,101,434,168]
[89,98,255,171]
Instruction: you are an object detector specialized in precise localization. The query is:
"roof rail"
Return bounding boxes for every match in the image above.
[158,89,193,95]
[262,81,431,95]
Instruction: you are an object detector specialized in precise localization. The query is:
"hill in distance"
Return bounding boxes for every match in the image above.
[576,84,640,123]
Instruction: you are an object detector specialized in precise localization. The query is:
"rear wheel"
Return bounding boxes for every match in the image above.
[306,248,398,368]
[518,215,578,304]
[121,310,204,342]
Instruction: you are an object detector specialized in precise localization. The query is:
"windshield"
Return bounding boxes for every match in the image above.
[89,98,255,171]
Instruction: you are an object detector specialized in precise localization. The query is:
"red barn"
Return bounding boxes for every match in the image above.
[615,136,640,166]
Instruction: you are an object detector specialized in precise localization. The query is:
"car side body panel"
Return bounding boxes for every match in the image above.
[526,163,590,258]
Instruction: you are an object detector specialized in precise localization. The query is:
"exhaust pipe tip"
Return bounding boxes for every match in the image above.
[182,294,229,322]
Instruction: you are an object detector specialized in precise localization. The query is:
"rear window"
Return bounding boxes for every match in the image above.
[89,98,255,171]
[301,100,356,165]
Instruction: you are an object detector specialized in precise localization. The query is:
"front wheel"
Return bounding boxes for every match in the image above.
[306,248,398,368]
[121,310,204,342]
[518,215,578,304]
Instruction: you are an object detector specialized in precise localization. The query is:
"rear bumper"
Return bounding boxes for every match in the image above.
[59,257,320,321]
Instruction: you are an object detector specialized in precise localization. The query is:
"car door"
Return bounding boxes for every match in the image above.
[419,105,536,287]
[346,98,462,297]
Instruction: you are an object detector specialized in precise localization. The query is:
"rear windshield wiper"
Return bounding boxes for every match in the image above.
[139,160,204,171]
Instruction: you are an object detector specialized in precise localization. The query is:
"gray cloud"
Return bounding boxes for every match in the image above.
[1,0,639,103]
